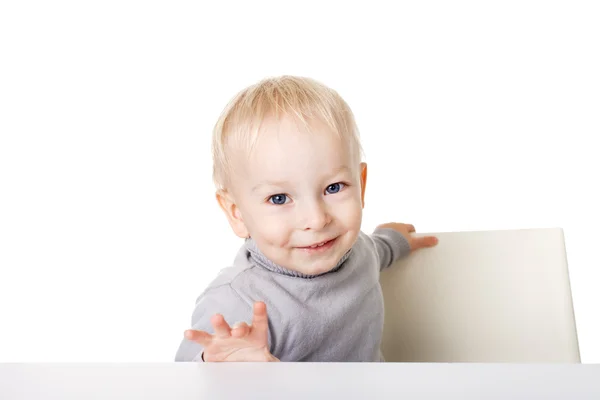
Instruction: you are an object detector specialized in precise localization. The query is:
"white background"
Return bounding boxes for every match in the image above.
[0,1,598,363]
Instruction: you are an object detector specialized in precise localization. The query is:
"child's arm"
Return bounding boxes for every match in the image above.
[175,286,278,362]
[372,222,438,271]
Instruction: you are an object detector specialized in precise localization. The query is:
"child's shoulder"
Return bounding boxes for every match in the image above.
[192,263,259,316]
[354,230,379,252]
[202,256,254,293]
[197,242,265,298]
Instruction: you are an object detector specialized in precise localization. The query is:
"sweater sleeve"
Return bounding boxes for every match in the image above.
[174,284,254,362]
[371,227,412,271]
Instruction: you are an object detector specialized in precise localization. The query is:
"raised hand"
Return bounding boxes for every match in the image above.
[184,301,279,362]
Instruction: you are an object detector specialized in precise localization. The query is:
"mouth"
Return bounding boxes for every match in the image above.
[297,237,338,252]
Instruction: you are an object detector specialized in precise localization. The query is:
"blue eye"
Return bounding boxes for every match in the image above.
[326,183,344,194]
[269,194,288,205]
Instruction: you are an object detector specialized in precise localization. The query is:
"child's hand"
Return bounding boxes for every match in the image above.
[184,301,279,362]
[377,222,438,251]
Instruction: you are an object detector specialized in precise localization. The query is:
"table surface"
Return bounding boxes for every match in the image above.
[1,363,599,399]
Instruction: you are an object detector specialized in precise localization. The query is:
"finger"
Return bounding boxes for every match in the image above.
[184,329,213,347]
[405,224,416,233]
[211,314,232,338]
[250,301,269,339]
[411,236,438,250]
[231,322,250,338]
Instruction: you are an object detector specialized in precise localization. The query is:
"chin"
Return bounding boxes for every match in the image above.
[300,253,346,275]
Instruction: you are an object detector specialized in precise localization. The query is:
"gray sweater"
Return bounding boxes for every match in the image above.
[175,228,410,362]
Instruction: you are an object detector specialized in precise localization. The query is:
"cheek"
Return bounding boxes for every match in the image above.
[346,204,363,230]
[330,194,363,229]
[245,207,294,245]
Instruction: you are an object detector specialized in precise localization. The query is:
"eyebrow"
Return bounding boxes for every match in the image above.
[251,180,289,193]
[250,166,351,193]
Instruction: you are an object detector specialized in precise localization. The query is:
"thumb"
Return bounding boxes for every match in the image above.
[251,301,269,343]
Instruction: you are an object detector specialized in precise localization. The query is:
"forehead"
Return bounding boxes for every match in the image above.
[235,116,354,184]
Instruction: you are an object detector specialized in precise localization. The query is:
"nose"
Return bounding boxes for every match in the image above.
[301,199,331,231]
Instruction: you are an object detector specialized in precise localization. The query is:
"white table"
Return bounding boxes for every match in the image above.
[1,363,599,399]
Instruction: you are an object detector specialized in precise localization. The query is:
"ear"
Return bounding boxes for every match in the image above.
[359,162,367,208]
[216,190,249,239]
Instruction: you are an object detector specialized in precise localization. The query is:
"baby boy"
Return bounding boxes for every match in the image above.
[175,76,437,362]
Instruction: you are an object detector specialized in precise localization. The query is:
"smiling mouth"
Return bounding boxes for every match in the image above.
[298,237,337,249]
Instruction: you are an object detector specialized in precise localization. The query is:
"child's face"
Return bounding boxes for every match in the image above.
[221,116,366,276]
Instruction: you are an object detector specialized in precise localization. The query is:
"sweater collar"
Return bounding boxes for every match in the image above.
[244,238,352,279]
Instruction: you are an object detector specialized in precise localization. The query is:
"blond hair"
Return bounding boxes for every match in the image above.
[211,75,363,191]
